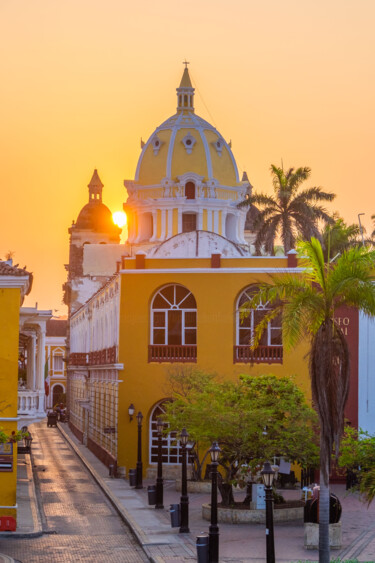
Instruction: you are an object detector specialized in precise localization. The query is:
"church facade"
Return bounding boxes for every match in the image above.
[66,66,369,480]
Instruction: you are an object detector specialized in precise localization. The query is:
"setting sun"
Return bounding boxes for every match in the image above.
[112,211,127,228]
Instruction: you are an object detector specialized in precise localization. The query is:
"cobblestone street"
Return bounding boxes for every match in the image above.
[0,423,148,562]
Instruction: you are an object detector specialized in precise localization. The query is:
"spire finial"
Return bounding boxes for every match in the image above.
[183,59,190,69]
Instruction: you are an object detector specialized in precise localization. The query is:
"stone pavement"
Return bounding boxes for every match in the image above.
[1,420,375,562]
[55,423,375,562]
[0,422,148,563]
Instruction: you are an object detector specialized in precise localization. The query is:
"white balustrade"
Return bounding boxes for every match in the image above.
[18,389,39,416]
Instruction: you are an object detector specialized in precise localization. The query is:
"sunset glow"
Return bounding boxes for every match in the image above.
[112,211,127,228]
[1,0,374,313]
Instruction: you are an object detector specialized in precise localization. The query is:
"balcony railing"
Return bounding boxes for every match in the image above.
[148,345,197,363]
[18,390,39,415]
[69,346,117,366]
[234,345,283,364]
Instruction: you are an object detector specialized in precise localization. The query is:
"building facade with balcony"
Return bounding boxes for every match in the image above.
[66,66,373,480]
[65,66,314,476]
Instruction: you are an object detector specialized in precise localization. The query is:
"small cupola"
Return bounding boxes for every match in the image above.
[88,169,103,203]
[176,61,194,113]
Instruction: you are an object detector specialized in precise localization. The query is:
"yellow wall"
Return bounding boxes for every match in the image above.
[0,288,21,520]
[117,264,310,474]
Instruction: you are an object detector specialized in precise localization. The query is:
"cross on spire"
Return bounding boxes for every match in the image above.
[182,59,190,69]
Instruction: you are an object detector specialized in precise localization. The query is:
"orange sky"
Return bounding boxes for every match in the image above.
[1,0,374,314]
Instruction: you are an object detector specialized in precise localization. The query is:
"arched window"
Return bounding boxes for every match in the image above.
[185,182,195,200]
[149,284,197,363]
[234,285,283,364]
[149,401,183,464]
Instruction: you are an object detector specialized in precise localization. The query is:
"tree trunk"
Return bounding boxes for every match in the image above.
[319,436,330,563]
[218,482,234,506]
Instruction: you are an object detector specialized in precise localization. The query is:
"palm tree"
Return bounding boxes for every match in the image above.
[322,216,365,262]
[372,214,375,238]
[239,165,335,254]
[246,238,375,562]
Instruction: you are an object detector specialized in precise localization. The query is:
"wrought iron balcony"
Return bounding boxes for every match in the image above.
[148,345,197,363]
[233,345,283,364]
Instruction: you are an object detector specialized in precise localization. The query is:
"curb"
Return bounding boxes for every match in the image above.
[57,423,155,561]
[0,455,43,539]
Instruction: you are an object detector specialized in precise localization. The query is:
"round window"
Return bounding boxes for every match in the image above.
[186,139,192,146]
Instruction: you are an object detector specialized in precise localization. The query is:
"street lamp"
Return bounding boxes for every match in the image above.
[209,441,221,563]
[179,427,190,533]
[155,417,164,509]
[261,461,276,563]
[136,411,143,489]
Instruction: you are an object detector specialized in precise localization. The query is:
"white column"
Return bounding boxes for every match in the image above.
[178,209,182,234]
[167,208,173,238]
[197,210,203,231]
[213,211,219,233]
[150,211,157,242]
[36,325,46,413]
[207,210,213,232]
[221,211,227,238]
[26,334,36,390]
[159,209,166,240]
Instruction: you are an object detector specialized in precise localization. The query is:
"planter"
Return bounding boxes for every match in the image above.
[175,479,212,494]
[202,502,304,524]
[304,522,342,550]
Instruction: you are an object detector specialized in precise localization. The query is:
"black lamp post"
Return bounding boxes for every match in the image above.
[155,417,164,509]
[209,441,221,563]
[135,411,143,489]
[179,427,190,533]
[261,461,276,563]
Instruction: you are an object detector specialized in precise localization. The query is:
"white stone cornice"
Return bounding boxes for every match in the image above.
[0,276,30,298]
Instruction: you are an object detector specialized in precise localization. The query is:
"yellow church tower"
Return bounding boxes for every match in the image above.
[124,65,251,250]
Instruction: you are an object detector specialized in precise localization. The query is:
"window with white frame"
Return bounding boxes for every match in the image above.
[151,284,197,346]
[237,286,282,347]
[53,354,64,371]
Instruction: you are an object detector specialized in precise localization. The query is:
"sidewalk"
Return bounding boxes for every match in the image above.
[56,423,375,563]
[1,421,375,563]
[0,449,43,563]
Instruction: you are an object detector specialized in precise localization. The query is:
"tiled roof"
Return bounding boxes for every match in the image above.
[0,260,31,277]
[46,319,68,337]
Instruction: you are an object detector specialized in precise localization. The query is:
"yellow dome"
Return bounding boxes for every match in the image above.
[135,70,241,187]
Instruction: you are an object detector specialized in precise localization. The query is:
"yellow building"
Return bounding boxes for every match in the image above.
[0,260,32,523]
[67,67,311,479]
[45,319,67,410]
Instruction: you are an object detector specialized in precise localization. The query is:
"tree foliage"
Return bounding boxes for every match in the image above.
[239,164,335,254]
[163,369,318,489]
[339,426,375,506]
[245,238,375,562]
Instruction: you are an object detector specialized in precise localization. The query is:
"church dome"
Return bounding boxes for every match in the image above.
[135,68,241,187]
[75,202,117,233]
[74,170,121,235]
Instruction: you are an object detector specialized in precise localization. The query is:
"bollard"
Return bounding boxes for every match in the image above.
[196,532,209,563]
[128,469,137,487]
[148,485,157,505]
[170,503,181,528]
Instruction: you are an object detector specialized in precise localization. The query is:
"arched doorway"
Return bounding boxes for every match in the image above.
[52,384,65,408]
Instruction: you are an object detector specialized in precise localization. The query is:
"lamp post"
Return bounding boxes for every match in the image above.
[209,441,221,563]
[261,461,276,563]
[155,417,164,509]
[179,428,190,533]
[136,411,143,489]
